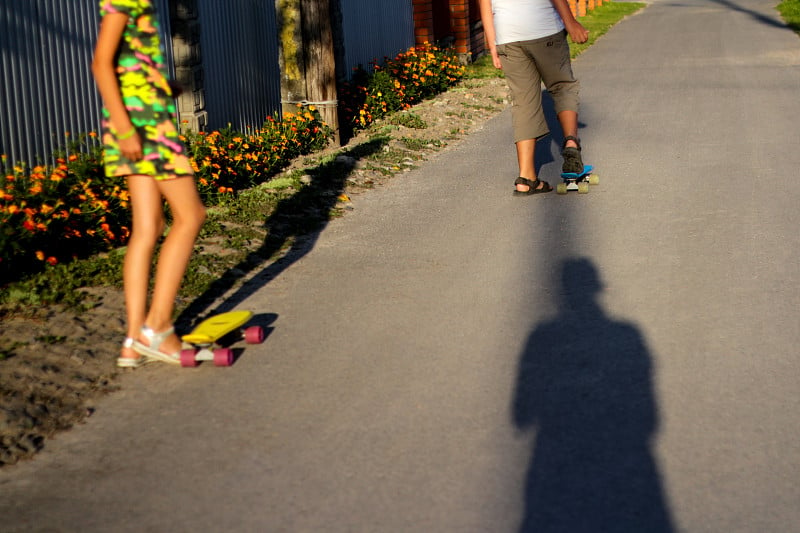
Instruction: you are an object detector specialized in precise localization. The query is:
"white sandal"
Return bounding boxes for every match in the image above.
[132,326,181,364]
[116,337,147,368]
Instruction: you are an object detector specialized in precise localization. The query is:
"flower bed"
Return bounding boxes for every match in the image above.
[1,44,464,288]
[0,107,331,285]
[339,43,465,130]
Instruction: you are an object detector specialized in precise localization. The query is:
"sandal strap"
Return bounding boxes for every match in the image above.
[118,337,145,367]
[563,136,581,150]
[514,177,540,188]
[140,325,175,352]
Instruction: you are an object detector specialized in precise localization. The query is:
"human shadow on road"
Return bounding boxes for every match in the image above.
[512,258,674,533]
[176,138,388,329]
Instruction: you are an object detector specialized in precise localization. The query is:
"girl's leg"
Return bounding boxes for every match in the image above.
[141,176,206,354]
[121,175,166,360]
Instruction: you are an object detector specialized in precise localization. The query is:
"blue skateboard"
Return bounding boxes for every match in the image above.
[557,164,599,194]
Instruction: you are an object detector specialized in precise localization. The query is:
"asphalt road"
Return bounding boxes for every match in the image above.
[2,0,800,531]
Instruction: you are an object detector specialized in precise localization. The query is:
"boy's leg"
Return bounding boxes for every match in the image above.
[515,139,536,184]
[122,175,166,359]
[143,176,206,354]
[497,42,550,191]
[536,32,583,172]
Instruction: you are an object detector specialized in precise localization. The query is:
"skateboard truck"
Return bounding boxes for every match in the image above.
[180,310,265,367]
[557,164,599,195]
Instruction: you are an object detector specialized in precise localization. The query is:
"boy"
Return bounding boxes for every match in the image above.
[478,0,589,195]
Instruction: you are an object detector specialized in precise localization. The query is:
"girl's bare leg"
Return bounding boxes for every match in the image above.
[121,175,166,361]
[141,176,206,354]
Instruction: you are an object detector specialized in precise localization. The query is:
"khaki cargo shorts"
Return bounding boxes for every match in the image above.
[496,31,580,143]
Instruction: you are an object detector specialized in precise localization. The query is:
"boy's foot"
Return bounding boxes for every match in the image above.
[514,177,552,196]
[562,136,584,174]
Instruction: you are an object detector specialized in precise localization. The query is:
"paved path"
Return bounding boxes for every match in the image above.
[3,1,800,531]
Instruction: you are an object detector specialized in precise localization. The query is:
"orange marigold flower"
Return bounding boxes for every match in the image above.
[35,250,45,261]
[46,256,58,266]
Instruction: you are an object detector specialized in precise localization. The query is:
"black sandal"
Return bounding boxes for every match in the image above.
[562,136,584,174]
[513,177,552,196]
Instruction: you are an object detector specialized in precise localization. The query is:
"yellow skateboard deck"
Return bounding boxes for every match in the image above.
[182,310,253,345]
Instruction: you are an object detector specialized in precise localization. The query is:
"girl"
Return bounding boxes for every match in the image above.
[92,0,206,367]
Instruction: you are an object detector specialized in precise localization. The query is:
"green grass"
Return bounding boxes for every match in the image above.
[465,53,504,79]
[778,0,800,34]
[569,2,647,58]
[389,113,428,129]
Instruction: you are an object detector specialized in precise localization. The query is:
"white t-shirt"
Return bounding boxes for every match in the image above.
[491,0,565,44]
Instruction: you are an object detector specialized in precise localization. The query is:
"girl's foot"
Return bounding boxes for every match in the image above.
[116,337,146,368]
[132,325,182,364]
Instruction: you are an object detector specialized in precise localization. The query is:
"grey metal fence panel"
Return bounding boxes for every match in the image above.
[0,1,101,166]
[338,0,414,76]
[196,0,281,132]
[0,0,174,167]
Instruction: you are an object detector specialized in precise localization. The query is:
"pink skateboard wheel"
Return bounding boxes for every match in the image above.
[180,349,199,368]
[213,348,234,366]
[244,326,265,344]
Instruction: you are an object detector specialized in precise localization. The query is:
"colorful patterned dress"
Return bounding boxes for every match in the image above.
[99,0,193,180]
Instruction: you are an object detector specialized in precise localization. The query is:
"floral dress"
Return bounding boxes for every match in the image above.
[99,0,193,180]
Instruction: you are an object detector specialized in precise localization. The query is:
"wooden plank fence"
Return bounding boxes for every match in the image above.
[569,0,604,18]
